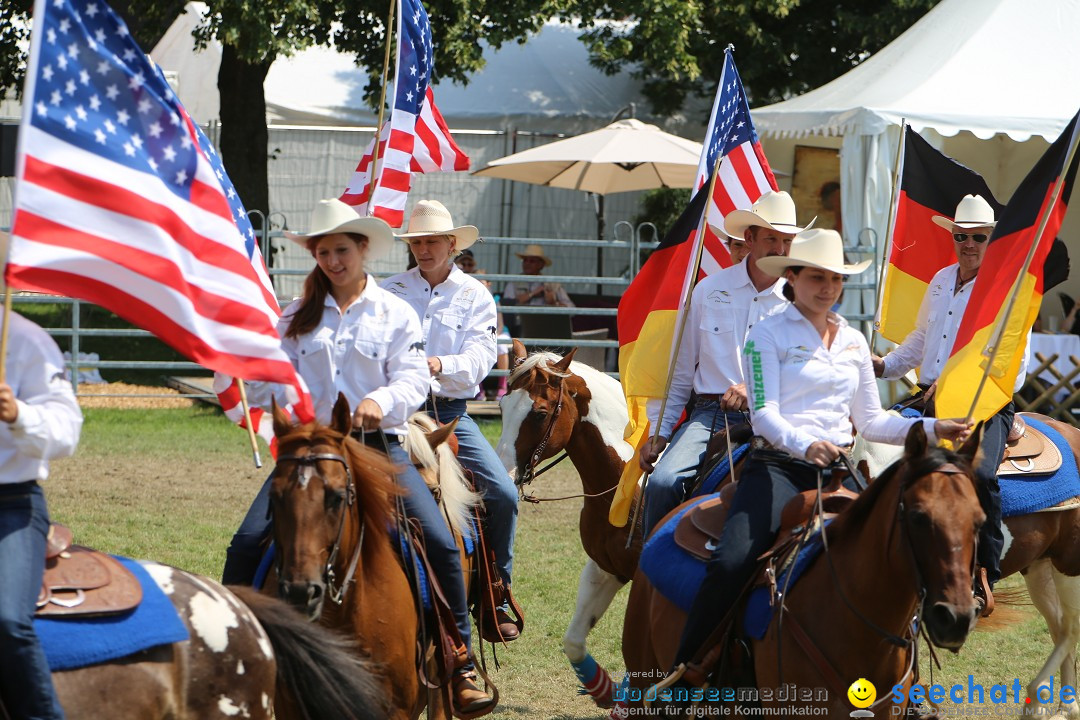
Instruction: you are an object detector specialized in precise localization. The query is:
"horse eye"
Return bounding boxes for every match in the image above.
[529,407,548,418]
[325,490,346,510]
[908,510,931,528]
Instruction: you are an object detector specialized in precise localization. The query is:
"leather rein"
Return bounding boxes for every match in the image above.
[274,450,365,606]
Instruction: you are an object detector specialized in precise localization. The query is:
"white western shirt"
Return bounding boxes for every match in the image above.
[745,305,936,459]
[652,260,788,438]
[382,265,498,400]
[248,275,428,435]
[882,263,1028,392]
[1,312,83,484]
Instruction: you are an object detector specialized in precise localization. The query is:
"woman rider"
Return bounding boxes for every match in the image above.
[221,198,495,716]
[383,200,522,642]
[670,229,971,681]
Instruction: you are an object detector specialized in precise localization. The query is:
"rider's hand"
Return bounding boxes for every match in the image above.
[871,354,885,378]
[0,383,17,424]
[923,382,938,405]
[805,440,843,467]
[639,436,669,473]
[427,356,443,376]
[934,418,972,444]
[353,398,384,433]
[721,383,748,412]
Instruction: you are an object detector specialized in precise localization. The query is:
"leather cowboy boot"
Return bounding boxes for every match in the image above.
[452,645,497,719]
[480,606,520,643]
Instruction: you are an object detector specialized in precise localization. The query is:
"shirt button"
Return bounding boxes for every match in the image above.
[336,369,341,375]
[434,291,439,296]
[425,314,431,319]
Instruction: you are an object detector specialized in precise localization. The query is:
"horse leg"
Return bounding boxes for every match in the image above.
[564,558,625,708]
[1023,560,1072,718]
[1050,569,1080,719]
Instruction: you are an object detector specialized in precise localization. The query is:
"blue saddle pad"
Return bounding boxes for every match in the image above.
[639,496,714,613]
[35,557,189,671]
[1000,415,1080,517]
[692,443,750,498]
[743,530,827,639]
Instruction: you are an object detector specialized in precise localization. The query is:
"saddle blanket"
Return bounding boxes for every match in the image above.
[692,443,750,498]
[1000,415,1080,517]
[742,531,826,639]
[35,557,189,671]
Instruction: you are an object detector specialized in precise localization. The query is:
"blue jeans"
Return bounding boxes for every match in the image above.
[222,442,472,650]
[0,482,65,720]
[426,398,518,586]
[643,399,746,536]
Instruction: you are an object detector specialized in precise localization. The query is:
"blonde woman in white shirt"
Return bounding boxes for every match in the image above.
[670,229,970,672]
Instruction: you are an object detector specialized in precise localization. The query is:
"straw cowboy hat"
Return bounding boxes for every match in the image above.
[756,229,872,276]
[284,198,394,261]
[723,190,817,238]
[515,244,553,268]
[931,194,997,232]
[395,200,479,250]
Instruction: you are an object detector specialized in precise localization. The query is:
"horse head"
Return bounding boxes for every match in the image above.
[890,422,985,650]
[269,393,396,620]
[496,339,584,487]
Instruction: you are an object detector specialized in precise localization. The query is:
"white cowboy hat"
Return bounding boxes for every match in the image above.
[932,194,997,232]
[284,199,394,261]
[723,190,817,238]
[756,229,871,276]
[395,199,479,250]
[515,244,553,268]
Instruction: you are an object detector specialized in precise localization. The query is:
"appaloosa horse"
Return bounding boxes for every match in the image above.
[857,411,1080,718]
[620,424,984,717]
[46,564,387,719]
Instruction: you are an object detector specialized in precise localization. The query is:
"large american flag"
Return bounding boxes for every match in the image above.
[8,0,313,424]
[691,48,777,279]
[339,0,469,228]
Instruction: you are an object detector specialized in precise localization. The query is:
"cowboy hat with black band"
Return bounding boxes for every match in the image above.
[756,229,871,276]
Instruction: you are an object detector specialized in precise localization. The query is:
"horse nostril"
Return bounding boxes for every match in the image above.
[928,601,959,629]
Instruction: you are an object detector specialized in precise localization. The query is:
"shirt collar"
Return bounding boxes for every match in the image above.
[323,273,378,311]
[780,303,848,329]
[738,258,786,298]
[411,263,465,288]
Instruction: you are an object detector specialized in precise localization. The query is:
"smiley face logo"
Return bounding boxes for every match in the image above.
[847,678,876,709]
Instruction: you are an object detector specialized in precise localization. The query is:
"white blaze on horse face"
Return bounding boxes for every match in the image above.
[236,659,245,675]
[140,561,175,595]
[189,589,240,653]
[496,388,532,472]
[570,362,633,463]
[217,695,249,717]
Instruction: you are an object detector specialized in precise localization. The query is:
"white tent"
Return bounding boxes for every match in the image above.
[750,0,1080,305]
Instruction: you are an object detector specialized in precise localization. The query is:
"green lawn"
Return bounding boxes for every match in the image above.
[44,407,1062,718]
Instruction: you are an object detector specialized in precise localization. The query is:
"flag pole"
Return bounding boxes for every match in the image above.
[870,119,908,354]
[963,123,1080,423]
[0,232,11,383]
[625,134,727,544]
[367,0,397,215]
[236,380,262,469]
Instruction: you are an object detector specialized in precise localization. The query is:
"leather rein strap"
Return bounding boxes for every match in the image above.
[274,451,364,604]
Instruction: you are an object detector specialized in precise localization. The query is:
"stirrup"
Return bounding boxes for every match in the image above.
[974,567,995,618]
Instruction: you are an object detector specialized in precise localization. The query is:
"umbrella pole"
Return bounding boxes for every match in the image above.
[596,193,605,295]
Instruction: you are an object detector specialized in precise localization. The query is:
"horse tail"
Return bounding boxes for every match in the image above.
[230,586,389,720]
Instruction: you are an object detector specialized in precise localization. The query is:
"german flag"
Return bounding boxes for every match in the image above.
[936,111,1080,422]
[877,127,1002,344]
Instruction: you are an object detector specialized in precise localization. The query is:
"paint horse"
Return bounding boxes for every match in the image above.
[620,424,984,716]
[856,411,1080,718]
[46,563,387,719]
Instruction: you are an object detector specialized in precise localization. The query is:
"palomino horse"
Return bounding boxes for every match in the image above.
[495,340,637,705]
[857,411,1080,718]
[620,424,984,716]
[47,564,387,719]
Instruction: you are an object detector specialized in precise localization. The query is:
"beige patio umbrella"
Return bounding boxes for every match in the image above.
[474,118,703,194]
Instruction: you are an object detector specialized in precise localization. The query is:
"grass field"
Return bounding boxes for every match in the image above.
[44,407,1066,718]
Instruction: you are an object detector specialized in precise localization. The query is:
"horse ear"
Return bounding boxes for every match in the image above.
[957,421,986,469]
[331,392,353,436]
[904,421,928,458]
[271,398,292,438]
[553,347,577,372]
[426,416,460,451]
[512,338,528,368]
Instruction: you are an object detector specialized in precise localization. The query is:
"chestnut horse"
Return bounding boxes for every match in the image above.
[856,411,1080,718]
[268,396,424,719]
[46,564,387,719]
[620,424,984,716]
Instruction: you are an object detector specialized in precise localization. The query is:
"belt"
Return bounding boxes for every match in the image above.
[749,436,774,452]
[349,429,402,448]
[696,393,724,402]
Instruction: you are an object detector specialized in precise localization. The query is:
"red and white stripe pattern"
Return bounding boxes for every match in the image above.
[339,0,469,228]
[213,374,279,456]
[9,0,313,424]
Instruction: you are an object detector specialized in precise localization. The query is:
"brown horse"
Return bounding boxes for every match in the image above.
[620,423,984,716]
[856,411,1080,717]
[495,340,747,707]
[47,564,387,719]
[268,396,423,719]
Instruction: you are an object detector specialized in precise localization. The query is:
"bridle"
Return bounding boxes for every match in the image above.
[514,371,567,490]
[274,449,365,606]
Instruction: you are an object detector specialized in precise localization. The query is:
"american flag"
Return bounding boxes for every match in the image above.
[339,0,469,228]
[8,0,314,425]
[692,47,777,279]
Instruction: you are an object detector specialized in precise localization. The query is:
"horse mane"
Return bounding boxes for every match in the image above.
[403,413,481,539]
[508,351,570,385]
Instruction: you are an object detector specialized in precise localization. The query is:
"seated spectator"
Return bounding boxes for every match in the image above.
[504,244,575,308]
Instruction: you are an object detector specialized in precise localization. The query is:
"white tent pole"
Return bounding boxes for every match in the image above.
[870,119,908,353]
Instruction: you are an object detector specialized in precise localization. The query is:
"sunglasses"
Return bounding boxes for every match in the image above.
[953,233,989,244]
